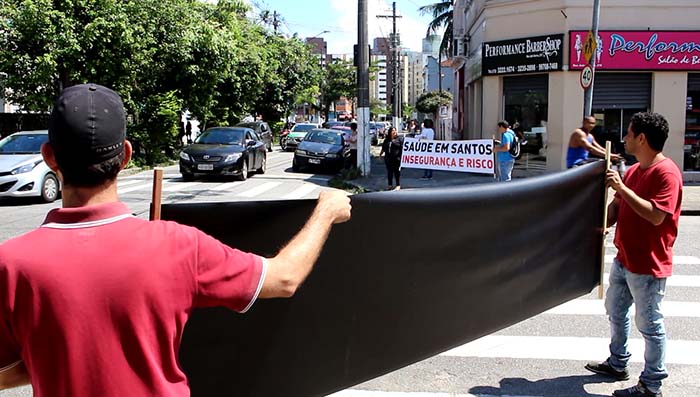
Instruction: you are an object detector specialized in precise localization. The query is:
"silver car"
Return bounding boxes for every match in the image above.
[0,130,60,202]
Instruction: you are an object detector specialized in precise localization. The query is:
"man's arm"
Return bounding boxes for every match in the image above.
[493,134,510,153]
[606,168,667,226]
[260,190,351,298]
[0,361,30,390]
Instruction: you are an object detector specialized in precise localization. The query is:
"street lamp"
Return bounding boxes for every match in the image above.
[309,30,330,39]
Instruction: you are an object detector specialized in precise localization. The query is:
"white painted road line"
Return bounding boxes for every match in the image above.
[328,391,541,397]
[117,179,146,187]
[211,181,244,192]
[282,184,318,200]
[605,255,700,265]
[440,335,700,365]
[603,273,700,287]
[544,299,700,317]
[237,182,282,198]
[117,183,153,194]
[162,182,201,192]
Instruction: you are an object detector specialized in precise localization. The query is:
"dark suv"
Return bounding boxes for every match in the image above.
[235,121,273,152]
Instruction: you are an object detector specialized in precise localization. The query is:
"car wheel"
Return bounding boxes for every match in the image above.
[237,159,248,181]
[182,173,195,182]
[41,174,59,203]
[281,138,288,151]
[257,154,266,174]
[292,157,300,172]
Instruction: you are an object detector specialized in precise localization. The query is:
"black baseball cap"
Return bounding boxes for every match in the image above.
[48,83,126,165]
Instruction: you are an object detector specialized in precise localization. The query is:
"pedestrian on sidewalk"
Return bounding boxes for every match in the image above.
[493,120,516,182]
[585,112,682,397]
[567,115,621,168]
[415,119,435,180]
[379,126,403,190]
[345,122,358,170]
[0,84,352,396]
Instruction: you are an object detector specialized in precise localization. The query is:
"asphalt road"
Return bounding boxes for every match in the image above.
[1,148,698,397]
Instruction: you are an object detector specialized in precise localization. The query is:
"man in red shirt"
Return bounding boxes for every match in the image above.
[585,112,682,397]
[0,84,351,396]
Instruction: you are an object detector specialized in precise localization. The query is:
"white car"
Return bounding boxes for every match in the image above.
[0,130,60,202]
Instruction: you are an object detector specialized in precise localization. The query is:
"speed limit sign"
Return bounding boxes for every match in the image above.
[580,64,593,90]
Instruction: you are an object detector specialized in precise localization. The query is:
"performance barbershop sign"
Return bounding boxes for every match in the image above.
[483,34,564,75]
[569,31,700,70]
[401,138,494,174]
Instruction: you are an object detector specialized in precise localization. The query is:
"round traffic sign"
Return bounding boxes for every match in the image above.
[580,64,593,90]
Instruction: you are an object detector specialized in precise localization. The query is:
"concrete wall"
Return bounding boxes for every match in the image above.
[651,72,688,170]
[548,71,585,171]
[481,76,502,139]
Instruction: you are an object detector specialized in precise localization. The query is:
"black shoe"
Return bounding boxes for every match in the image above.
[613,381,662,397]
[585,360,630,381]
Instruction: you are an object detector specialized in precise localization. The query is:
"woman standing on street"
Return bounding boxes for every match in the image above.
[379,127,403,190]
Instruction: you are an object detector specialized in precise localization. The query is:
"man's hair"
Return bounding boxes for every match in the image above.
[423,119,434,128]
[56,152,125,188]
[629,112,669,152]
[583,115,596,122]
[497,120,509,129]
[350,122,358,130]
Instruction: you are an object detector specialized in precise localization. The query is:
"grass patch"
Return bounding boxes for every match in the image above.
[328,168,368,194]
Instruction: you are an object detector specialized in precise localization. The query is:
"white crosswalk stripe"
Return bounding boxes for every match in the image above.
[237,182,282,198]
[211,181,244,191]
[117,179,146,187]
[162,182,201,192]
[329,391,541,397]
[282,183,318,200]
[117,183,153,194]
[603,273,700,287]
[544,299,700,317]
[605,254,700,265]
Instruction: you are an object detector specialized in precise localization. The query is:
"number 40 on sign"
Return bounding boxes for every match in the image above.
[580,64,593,90]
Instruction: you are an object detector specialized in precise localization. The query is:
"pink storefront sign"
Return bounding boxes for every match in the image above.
[569,31,700,70]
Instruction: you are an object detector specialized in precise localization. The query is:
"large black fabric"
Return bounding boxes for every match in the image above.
[161,161,606,397]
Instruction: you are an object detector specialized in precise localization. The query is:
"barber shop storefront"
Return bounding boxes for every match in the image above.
[482,34,564,165]
[569,30,700,173]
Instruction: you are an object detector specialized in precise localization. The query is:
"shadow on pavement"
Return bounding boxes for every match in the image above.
[469,374,617,397]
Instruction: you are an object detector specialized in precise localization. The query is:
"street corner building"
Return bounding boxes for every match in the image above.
[162,162,607,397]
[450,0,700,181]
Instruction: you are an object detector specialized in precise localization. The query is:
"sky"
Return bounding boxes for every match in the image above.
[246,0,443,54]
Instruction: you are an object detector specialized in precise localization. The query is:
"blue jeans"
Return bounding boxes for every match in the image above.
[497,160,514,182]
[606,259,668,392]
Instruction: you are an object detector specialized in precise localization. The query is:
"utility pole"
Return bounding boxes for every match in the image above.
[357,0,371,176]
[583,0,601,116]
[378,2,402,129]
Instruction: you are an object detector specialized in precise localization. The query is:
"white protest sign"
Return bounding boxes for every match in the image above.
[401,137,495,174]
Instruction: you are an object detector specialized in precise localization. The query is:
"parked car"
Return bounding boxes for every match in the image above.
[292,129,349,173]
[235,121,273,152]
[282,123,320,151]
[368,122,383,144]
[0,130,60,203]
[325,121,346,129]
[179,127,267,181]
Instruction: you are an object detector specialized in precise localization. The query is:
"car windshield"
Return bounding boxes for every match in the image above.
[0,134,48,154]
[291,124,316,133]
[370,123,382,129]
[195,128,245,145]
[305,130,342,145]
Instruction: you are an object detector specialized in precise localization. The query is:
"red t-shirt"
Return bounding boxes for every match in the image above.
[614,158,683,278]
[0,202,265,397]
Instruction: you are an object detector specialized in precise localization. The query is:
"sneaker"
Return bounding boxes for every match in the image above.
[613,381,662,397]
[584,360,630,381]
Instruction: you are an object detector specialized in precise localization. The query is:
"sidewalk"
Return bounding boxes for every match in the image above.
[349,153,700,216]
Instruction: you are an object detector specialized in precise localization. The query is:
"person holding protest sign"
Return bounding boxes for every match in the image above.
[493,120,516,182]
[0,84,352,397]
[415,119,435,179]
[379,126,403,190]
[585,112,682,397]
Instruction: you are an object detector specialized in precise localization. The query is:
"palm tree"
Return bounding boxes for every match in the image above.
[419,0,454,58]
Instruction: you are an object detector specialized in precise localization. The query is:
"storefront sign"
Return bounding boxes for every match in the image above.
[401,138,494,174]
[569,31,700,70]
[483,34,564,76]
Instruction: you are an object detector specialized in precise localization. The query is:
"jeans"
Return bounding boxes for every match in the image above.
[606,259,668,392]
[497,160,514,182]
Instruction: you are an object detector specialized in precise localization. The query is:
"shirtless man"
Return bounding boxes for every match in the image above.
[567,116,620,168]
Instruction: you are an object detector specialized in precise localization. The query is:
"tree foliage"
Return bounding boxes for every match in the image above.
[419,0,454,58]
[0,0,323,165]
[416,90,452,114]
[321,60,356,120]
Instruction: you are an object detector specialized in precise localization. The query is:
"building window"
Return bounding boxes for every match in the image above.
[685,73,700,171]
[503,75,549,162]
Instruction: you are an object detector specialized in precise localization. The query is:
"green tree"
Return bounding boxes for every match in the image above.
[419,0,454,57]
[416,90,452,114]
[370,99,388,120]
[321,60,356,121]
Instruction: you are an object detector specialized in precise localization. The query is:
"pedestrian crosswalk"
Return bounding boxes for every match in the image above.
[116,175,330,201]
[331,241,700,396]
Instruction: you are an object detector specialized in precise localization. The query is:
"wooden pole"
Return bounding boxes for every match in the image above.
[149,167,164,221]
[598,141,612,299]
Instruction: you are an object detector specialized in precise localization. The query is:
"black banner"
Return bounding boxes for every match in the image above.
[161,161,606,397]
[483,34,564,75]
